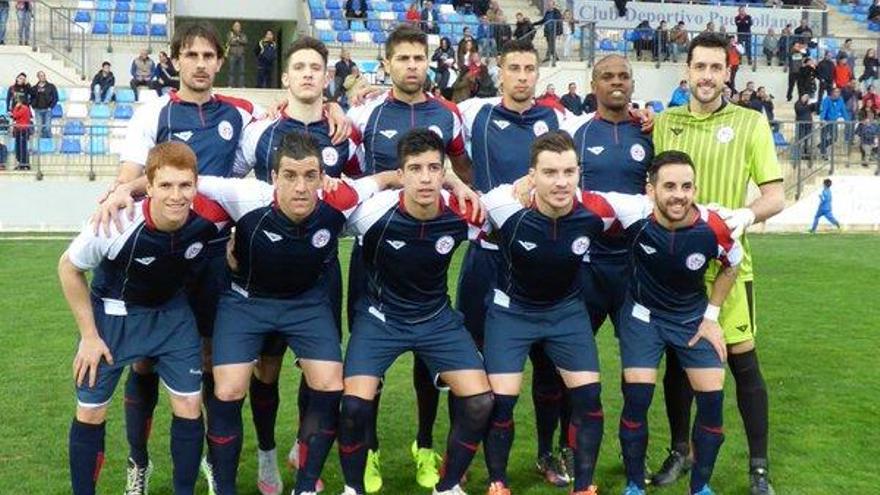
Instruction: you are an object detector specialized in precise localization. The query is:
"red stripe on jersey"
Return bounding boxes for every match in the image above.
[447,193,482,228]
[431,95,467,157]
[193,193,232,223]
[142,198,156,230]
[705,210,736,267]
[535,97,567,115]
[581,191,616,224]
[214,94,256,118]
[322,181,360,211]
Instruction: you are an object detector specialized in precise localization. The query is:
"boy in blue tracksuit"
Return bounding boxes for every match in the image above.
[810,178,841,232]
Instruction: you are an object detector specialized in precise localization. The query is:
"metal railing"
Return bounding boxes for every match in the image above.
[31,2,88,80]
[50,6,171,52]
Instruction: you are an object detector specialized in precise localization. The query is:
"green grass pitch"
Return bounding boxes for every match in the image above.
[0,234,877,494]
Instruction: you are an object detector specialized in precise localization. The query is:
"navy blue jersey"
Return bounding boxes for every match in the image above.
[122,91,259,177]
[236,105,363,182]
[348,90,467,174]
[627,206,743,322]
[562,113,653,258]
[483,185,647,308]
[459,97,568,193]
[66,197,229,311]
[348,190,482,323]
[198,176,378,299]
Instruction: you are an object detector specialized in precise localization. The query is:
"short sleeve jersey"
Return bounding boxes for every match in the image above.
[653,102,781,280]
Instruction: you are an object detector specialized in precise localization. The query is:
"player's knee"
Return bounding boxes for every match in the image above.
[728,339,755,355]
[169,394,203,419]
[214,382,247,402]
[76,405,108,424]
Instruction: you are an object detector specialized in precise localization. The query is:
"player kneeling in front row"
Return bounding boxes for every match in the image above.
[59,142,229,495]
[338,129,493,495]
[197,132,398,495]
[480,131,649,495]
[617,151,742,495]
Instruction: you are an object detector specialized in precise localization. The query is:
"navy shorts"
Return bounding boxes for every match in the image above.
[483,291,599,375]
[617,295,723,370]
[187,251,229,338]
[76,295,202,407]
[580,256,630,335]
[344,304,484,379]
[455,243,503,346]
[212,286,342,366]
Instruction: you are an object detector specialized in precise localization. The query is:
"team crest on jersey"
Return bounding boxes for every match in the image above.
[630,143,646,162]
[218,120,234,141]
[322,146,339,166]
[716,126,735,144]
[185,242,204,259]
[312,229,332,248]
[533,120,549,136]
[435,235,455,255]
[428,125,444,139]
[493,119,510,130]
[686,253,706,270]
[571,236,590,255]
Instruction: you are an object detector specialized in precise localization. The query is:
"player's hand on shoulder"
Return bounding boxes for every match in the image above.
[74,334,114,388]
[350,85,383,107]
[690,319,728,363]
[324,102,352,145]
[449,180,484,223]
[264,99,286,120]
[92,184,135,237]
[512,176,533,207]
[629,105,655,133]
[724,208,756,239]
[322,175,342,193]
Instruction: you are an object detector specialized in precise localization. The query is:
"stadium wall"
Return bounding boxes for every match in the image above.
[173,0,301,21]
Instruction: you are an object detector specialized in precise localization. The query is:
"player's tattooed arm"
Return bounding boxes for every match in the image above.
[690,265,739,362]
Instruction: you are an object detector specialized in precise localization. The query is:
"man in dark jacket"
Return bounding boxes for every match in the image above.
[29,70,58,139]
[734,6,753,65]
[91,61,116,103]
[6,72,30,112]
[560,82,583,115]
[582,92,597,113]
[796,57,817,100]
[816,50,835,103]
[420,0,439,34]
[254,29,277,88]
[533,0,562,65]
[513,12,534,42]
[794,93,818,158]
[335,48,354,97]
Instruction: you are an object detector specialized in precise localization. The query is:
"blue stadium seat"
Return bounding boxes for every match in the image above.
[38,138,55,154]
[115,88,136,103]
[74,10,91,22]
[90,104,111,119]
[329,9,344,20]
[114,104,134,119]
[599,39,615,51]
[392,2,406,12]
[131,23,148,35]
[312,8,327,19]
[51,104,63,118]
[373,2,391,12]
[113,11,129,23]
[308,0,323,9]
[855,5,869,13]
[333,19,348,31]
[366,20,382,32]
[92,123,109,135]
[350,20,366,32]
[839,4,852,12]
[338,31,353,43]
[96,0,112,9]
[151,3,167,13]
[326,0,341,8]
[367,11,380,19]
[372,31,388,44]
[92,22,110,34]
[57,87,67,102]
[89,138,107,154]
[63,120,86,136]
[116,1,131,10]
[61,138,83,154]
[396,11,407,21]
[318,30,336,43]
[870,22,880,32]
[112,22,129,35]
[150,24,167,36]
[95,10,110,22]
[773,131,788,147]
[133,0,150,12]
[133,11,149,23]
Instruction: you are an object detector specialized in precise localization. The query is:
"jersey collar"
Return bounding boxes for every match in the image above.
[387,88,432,106]
[648,206,700,231]
[397,190,444,219]
[167,89,216,105]
[142,198,156,230]
[278,101,328,126]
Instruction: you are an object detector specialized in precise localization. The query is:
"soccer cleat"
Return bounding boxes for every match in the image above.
[411,440,442,489]
[200,456,217,495]
[486,481,511,495]
[124,457,153,495]
[749,467,776,495]
[257,448,283,495]
[434,484,468,495]
[288,440,325,492]
[340,486,362,495]
[650,449,692,487]
[536,452,569,487]
[559,447,575,484]
[621,481,645,495]
[691,485,715,495]
[570,486,599,495]
[364,449,383,493]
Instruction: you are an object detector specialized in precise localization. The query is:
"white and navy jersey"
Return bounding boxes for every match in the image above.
[348,90,467,174]
[66,197,229,310]
[628,207,743,323]
[562,113,654,258]
[459,97,568,193]
[236,105,364,182]
[483,185,649,308]
[347,189,482,323]
[198,176,379,299]
[121,90,261,177]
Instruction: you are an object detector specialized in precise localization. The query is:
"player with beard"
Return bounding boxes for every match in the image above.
[652,33,784,495]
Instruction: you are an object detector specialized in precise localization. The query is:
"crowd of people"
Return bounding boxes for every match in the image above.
[1,70,57,170]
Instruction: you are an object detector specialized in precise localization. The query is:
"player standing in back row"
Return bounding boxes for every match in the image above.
[651,33,784,495]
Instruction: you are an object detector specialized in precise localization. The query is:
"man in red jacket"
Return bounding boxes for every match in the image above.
[11,95,31,170]
[834,56,854,89]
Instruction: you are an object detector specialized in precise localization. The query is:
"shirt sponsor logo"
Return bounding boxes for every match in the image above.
[686,252,706,270]
[587,146,605,155]
[135,256,156,265]
[322,146,339,166]
[639,242,657,254]
[493,119,511,130]
[263,230,282,242]
[670,127,684,136]
[379,129,398,139]
[185,242,204,259]
[630,143,646,162]
[533,120,549,136]
[571,236,590,255]
[218,120,234,141]
[173,131,193,142]
[312,228,331,248]
[435,235,455,254]
[428,125,444,140]
[386,240,406,250]
[518,240,537,251]
[716,126,735,144]
[189,368,203,375]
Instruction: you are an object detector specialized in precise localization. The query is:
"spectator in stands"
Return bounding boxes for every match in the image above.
[420,0,439,34]
[477,15,497,57]
[839,39,856,72]
[793,18,812,47]
[560,9,576,60]
[654,20,671,62]
[668,79,689,107]
[797,57,817,100]
[405,2,420,26]
[225,21,248,88]
[29,71,56,139]
[473,0,490,17]
[859,96,876,121]
[470,54,496,97]
[727,35,744,91]
[786,40,807,101]
[432,37,457,99]
[734,6,753,66]
[536,83,561,107]
[834,55,854,91]
[762,28,778,66]
[703,21,715,33]
[794,93,818,159]
[345,0,367,19]
[255,29,277,88]
[514,12,535,42]
[335,48,354,95]
[614,0,627,17]
[90,61,115,103]
[323,66,340,104]
[755,86,779,131]
[454,0,474,15]
[863,85,880,110]
[777,24,792,67]
[870,0,880,22]
[729,90,740,104]
[486,55,500,87]
[0,114,8,170]
[494,13,512,50]
[722,85,732,101]
[739,89,754,109]
[583,91,596,113]
[860,49,878,91]
[560,82,582,115]
[15,0,30,46]
[129,49,155,101]
[457,36,477,72]
[152,51,179,96]
[0,0,9,45]
[533,0,563,65]
[855,112,879,171]
[669,21,688,63]
[344,64,369,101]
[819,87,850,157]
[816,50,835,103]
[842,79,861,143]
[6,72,30,112]
[633,20,653,61]
[10,95,30,170]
